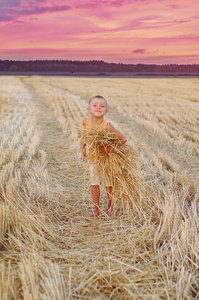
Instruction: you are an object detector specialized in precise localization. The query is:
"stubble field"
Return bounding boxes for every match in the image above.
[0,76,199,299]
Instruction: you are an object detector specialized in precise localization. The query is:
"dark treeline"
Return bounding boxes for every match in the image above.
[0,59,199,74]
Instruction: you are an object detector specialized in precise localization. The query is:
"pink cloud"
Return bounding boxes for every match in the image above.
[132,49,160,55]
[0,0,70,22]
[132,49,147,54]
[167,5,179,9]
[75,0,148,9]
[173,19,191,24]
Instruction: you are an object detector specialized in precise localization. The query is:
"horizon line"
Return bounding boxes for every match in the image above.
[0,59,199,66]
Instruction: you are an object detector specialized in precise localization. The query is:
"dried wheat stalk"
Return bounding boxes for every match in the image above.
[82,125,141,212]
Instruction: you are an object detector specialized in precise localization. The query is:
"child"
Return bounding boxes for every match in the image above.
[82,95,127,217]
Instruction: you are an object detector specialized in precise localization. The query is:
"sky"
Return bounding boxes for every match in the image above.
[0,0,199,64]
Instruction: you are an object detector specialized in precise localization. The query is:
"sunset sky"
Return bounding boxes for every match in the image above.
[0,0,199,64]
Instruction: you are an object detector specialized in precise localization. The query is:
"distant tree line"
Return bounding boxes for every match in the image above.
[0,59,199,74]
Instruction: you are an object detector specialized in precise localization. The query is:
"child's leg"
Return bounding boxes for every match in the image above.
[91,185,100,210]
[89,165,101,216]
[106,186,113,209]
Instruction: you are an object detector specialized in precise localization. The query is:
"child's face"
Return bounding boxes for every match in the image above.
[87,98,107,118]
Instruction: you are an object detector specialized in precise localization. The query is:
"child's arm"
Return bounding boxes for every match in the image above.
[101,123,127,155]
[82,143,87,158]
[108,123,127,147]
[82,119,88,159]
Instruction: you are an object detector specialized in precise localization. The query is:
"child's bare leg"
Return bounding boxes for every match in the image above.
[91,185,100,210]
[106,186,113,209]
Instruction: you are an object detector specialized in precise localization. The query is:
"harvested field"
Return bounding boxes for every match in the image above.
[0,76,199,299]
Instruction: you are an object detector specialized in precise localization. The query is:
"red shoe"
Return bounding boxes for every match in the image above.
[90,209,100,217]
[106,207,113,216]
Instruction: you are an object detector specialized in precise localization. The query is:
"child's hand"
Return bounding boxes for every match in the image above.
[100,147,113,156]
[83,152,88,159]
[82,145,88,159]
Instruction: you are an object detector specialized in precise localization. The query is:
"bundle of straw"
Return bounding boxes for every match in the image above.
[82,125,141,212]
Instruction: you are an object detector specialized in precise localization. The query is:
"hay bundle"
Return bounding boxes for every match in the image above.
[82,125,141,212]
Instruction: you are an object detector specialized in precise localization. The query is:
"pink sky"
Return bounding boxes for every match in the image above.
[0,0,199,64]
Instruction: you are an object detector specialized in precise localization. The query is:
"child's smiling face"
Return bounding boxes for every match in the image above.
[87,97,107,118]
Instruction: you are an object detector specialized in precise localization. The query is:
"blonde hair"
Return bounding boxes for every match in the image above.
[88,95,108,108]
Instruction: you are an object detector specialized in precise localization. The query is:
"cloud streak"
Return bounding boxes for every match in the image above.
[0,0,70,22]
[132,49,147,54]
